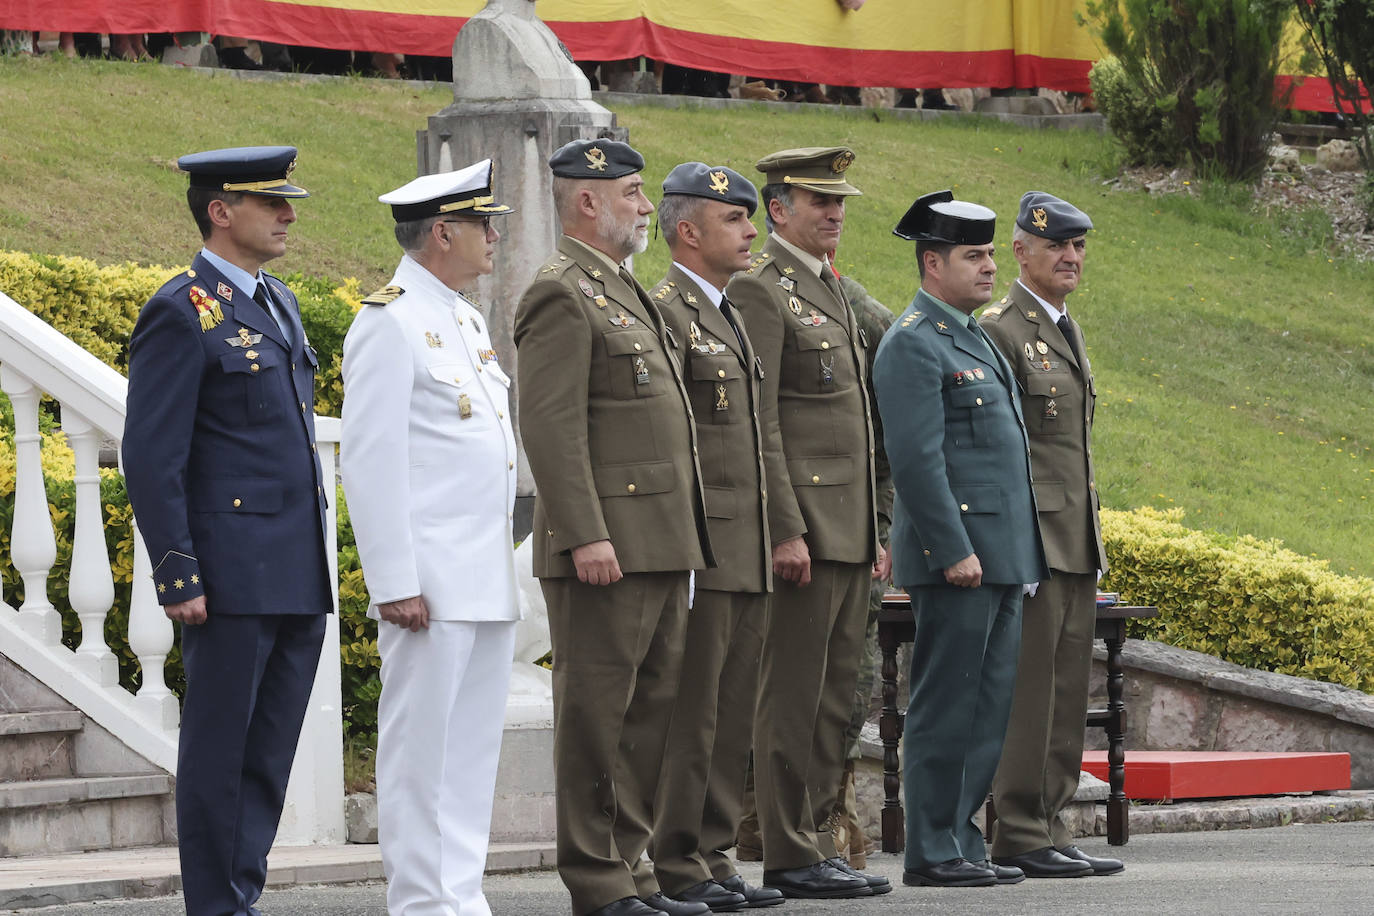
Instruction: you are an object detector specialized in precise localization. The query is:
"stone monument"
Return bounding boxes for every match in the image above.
[418,0,628,533]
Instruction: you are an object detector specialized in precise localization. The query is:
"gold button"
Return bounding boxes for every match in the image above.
[547,528,554,536]
[311,444,317,452]
[477,366,483,373]
[627,483,637,493]
[497,410,504,418]
[508,461,514,469]
[1090,482,1096,490]
[960,503,969,512]
[292,363,297,371]
[692,447,698,456]
[761,490,767,500]
[300,402,307,411]
[634,342,642,351]
[718,369,726,378]
[812,474,821,483]
[233,498,242,507]
[975,397,983,406]
[250,364,260,373]
[1050,386,1058,394]
[454,377,461,384]
[923,549,931,556]
[820,341,830,350]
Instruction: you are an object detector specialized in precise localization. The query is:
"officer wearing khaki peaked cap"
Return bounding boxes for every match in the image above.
[726,146,888,900]
[514,138,714,916]
[981,192,1123,880]
[873,190,1046,888]
[342,159,521,916]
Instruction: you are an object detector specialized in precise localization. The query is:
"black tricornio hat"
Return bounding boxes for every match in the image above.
[661,162,758,217]
[893,190,995,245]
[548,139,645,179]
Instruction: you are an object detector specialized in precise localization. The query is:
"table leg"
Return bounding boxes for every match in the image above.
[878,622,905,853]
[1104,619,1129,845]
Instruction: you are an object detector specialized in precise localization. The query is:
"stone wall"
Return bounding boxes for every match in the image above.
[1085,640,1374,787]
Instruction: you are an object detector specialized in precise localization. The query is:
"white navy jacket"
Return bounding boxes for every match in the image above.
[341,255,522,622]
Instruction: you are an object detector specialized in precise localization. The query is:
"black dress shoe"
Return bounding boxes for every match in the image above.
[670,880,747,912]
[902,857,997,887]
[642,891,711,915]
[975,859,1026,884]
[1058,844,1126,876]
[825,856,892,893]
[588,896,668,916]
[993,846,1093,878]
[716,874,784,908]
[762,860,872,898]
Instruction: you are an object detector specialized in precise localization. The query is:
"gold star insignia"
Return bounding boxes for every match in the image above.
[913,311,923,316]
[685,292,698,304]
[590,268,602,278]
[191,575,200,584]
[1027,310,1038,318]
[937,321,949,330]
[157,583,166,594]
[173,578,185,590]
[783,266,795,274]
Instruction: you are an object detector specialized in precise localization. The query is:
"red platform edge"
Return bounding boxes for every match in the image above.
[1081,751,1351,800]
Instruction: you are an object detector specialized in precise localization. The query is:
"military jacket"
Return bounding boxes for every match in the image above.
[514,236,713,578]
[872,289,1047,588]
[651,264,771,594]
[725,236,878,564]
[123,251,331,614]
[340,255,522,622]
[979,281,1107,574]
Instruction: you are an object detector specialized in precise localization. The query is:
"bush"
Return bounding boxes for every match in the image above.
[1101,507,1374,692]
[1082,0,1292,180]
[1090,55,1183,167]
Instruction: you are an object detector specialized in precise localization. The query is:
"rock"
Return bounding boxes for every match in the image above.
[1316,139,1361,172]
[344,792,378,844]
[1268,144,1301,174]
[161,42,217,69]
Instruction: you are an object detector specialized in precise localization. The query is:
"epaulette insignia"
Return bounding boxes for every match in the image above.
[361,285,404,307]
[983,306,1004,317]
[654,285,670,300]
[188,286,224,331]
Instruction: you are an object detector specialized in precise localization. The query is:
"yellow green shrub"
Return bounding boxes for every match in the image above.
[1101,507,1374,692]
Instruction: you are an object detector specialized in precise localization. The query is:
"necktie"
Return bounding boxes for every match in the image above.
[720,297,748,355]
[820,264,844,304]
[1057,313,1082,365]
[254,282,293,349]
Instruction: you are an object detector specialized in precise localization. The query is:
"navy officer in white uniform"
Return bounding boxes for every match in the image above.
[341,160,522,916]
[124,146,332,916]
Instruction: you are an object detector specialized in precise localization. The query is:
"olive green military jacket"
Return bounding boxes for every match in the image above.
[514,236,714,579]
[979,281,1107,575]
[651,264,771,594]
[726,236,878,565]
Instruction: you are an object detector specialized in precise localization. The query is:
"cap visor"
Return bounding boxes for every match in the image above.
[244,183,310,198]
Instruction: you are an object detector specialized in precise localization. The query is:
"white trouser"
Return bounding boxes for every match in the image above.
[377,619,517,916]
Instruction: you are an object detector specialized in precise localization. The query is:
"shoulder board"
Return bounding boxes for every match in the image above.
[361,285,404,307]
[896,309,929,330]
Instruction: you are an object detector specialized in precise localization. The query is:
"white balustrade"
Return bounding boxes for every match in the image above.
[127,514,179,730]
[62,409,119,686]
[0,366,60,645]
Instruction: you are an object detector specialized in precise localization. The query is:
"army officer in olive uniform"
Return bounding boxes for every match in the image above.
[123,146,331,916]
[646,163,783,912]
[981,192,1123,879]
[726,147,888,900]
[514,139,714,916]
[872,191,1046,889]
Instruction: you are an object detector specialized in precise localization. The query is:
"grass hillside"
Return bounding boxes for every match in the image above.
[2,57,1371,576]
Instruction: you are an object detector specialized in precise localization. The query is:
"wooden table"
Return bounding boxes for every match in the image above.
[876,595,1157,852]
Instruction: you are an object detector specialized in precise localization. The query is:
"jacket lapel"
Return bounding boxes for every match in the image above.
[762,238,850,330]
[562,236,656,330]
[669,265,746,366]
[1009,281,1078,371]
[193,254,287,349]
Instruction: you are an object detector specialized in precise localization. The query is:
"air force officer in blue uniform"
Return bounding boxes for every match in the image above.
[123,146,332,916]
[871,192,1046,890]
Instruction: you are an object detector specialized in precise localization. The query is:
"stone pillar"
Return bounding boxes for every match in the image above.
[418,0,628,519]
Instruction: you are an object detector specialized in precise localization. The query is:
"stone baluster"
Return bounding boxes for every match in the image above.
[0,366,60,644]
[62,408,119,686]
[126,514,180,731]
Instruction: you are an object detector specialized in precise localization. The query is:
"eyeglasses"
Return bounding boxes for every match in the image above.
[438,216,493,231]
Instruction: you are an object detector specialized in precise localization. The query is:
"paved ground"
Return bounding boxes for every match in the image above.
[10,821,1374,915]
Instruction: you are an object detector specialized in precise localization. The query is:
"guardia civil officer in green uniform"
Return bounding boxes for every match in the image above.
[981,192,1123,879]
[726,147,889,900]
[514,139,714,916]
[646,162,783,912]
[872,191,1047,889]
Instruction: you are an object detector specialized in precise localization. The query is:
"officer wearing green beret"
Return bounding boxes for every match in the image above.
[726,147,889,900]
[646,162,783,912]
[980,192,1123,879]
[515,139,714,916]
[872,190,1047,889]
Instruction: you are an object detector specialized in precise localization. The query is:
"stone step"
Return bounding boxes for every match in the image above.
[0,712,83,782]
[0,775,175,857]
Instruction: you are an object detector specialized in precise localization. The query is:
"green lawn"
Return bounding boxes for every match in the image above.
[2,57,1371,575]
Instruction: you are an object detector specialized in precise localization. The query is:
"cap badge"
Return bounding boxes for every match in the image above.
[578,277,595,298]
[831,150,855,173]
[709,170,730,195]
[1032,207,1048,231]
[216,282,234,301]
[584,147,608,172]
[285,158,297,178]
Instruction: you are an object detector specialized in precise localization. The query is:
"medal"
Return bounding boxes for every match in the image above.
[1036,340,1049,354]
[820,354,835,386]
[777,276,795,293]
[715,383,729,411]
[611,311,637,328]
[425,331,444,348]
[973,367,985,380]
[634,356,650,385]
[689,321,702,345]
[225,328,262,348]
[788,296,803,316]
[216,282,234,301]
[188,286,224,332]
[1024,342,1035,361]
[1044,398,1058,419]
[458,394,472,419]
[578,277,595,297]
